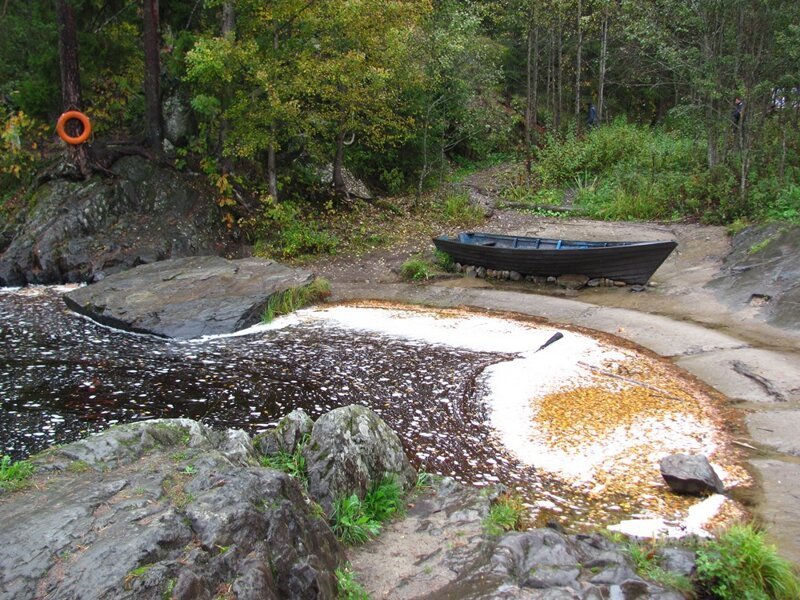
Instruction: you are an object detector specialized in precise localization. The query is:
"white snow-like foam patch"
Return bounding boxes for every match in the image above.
[608,494,727,539]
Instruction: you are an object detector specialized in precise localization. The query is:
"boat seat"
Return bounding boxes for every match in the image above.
[480,241,496,246]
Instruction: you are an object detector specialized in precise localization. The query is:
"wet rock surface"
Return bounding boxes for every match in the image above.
[0,156,239,286]
[659,454,725,496]
[0,419,343,600]
[62,255,314,339]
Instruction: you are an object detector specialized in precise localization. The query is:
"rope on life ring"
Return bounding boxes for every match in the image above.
[56,110,92,145]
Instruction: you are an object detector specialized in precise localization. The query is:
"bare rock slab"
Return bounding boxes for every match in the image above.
[63,256,314,339]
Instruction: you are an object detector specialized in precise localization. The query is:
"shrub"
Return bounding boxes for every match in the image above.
[695,523,800,600]
[0,455,35,491]
[261,278,331,323]
[251,196,339,259]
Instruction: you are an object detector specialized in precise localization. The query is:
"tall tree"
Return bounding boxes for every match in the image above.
[56,0,90,176]
[142,0,162,150]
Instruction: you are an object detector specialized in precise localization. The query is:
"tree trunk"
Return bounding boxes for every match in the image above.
[219,2,236,174]
[267,27,279,200]
[555,14,562,131]
[56,0,90,177]
[597,8,608,123]
[333,130,346,194]
[524,20,533,178]
[574,0,582,132]
[143,0,162,152]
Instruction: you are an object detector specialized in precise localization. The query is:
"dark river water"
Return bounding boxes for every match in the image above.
[0,287,532,490]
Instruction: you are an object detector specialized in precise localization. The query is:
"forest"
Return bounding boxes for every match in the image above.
[2,0,800,258]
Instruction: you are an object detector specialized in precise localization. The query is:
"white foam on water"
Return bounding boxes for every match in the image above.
[608,494,727,539]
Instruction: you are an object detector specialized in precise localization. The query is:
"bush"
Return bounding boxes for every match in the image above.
[251,196,339,260]
[441,190,484,223]
[695,523,800,600]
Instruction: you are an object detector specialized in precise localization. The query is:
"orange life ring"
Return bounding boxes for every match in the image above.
[56,110,92,145]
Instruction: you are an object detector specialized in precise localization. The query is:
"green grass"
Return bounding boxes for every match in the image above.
[441,190,484,223]
[483,493,525,536]
[0,455,35,491]
[623,540,693,595]
[261,278,331,323]
[400,258,433,281]
[335,564,371,599]
[260,434,309,487]
[695,523,800,600]
[747,238,772,255]
[332,477,404,545]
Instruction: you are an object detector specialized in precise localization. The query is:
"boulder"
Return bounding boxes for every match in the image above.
[0,156,239,286]
[62,255,314,339]
[303,405,416,514]
[0,419,342,600]
[659,454,724,496]
[255,409,315,456]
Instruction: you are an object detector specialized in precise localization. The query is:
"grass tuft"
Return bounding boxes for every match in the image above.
[332,477,404,545]
[261,278,331,323]
[483,492,525,536]
[335,563,370,599]
[260,434,309,487]
[399,258,433,281]
[695,523,800,600]
[0,455,35,491]
[624,540,693,595]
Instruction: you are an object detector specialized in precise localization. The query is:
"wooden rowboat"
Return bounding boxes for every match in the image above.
[432,232,677,285]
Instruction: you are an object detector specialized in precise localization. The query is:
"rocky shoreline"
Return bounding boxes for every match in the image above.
[1,410,697,599]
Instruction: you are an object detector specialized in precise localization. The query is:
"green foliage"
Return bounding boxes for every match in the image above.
[400,258,433,281]
[747,238,772,255]
[483,493,525,536]
[695,523,800,600]
[260,278,331,323]
[0,454,34,491]
[623,540,693,595]
[332,477,404,545]
[335,564,371,600]
[260,434,310,487]
[251,197,339,260]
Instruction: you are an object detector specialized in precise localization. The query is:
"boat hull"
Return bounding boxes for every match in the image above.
[433,232,677,285]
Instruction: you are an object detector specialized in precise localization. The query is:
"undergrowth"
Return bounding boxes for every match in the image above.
[261,278,331,323]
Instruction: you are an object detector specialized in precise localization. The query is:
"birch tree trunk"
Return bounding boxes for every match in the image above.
[597,7,608,123]
[574,0,582,131]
